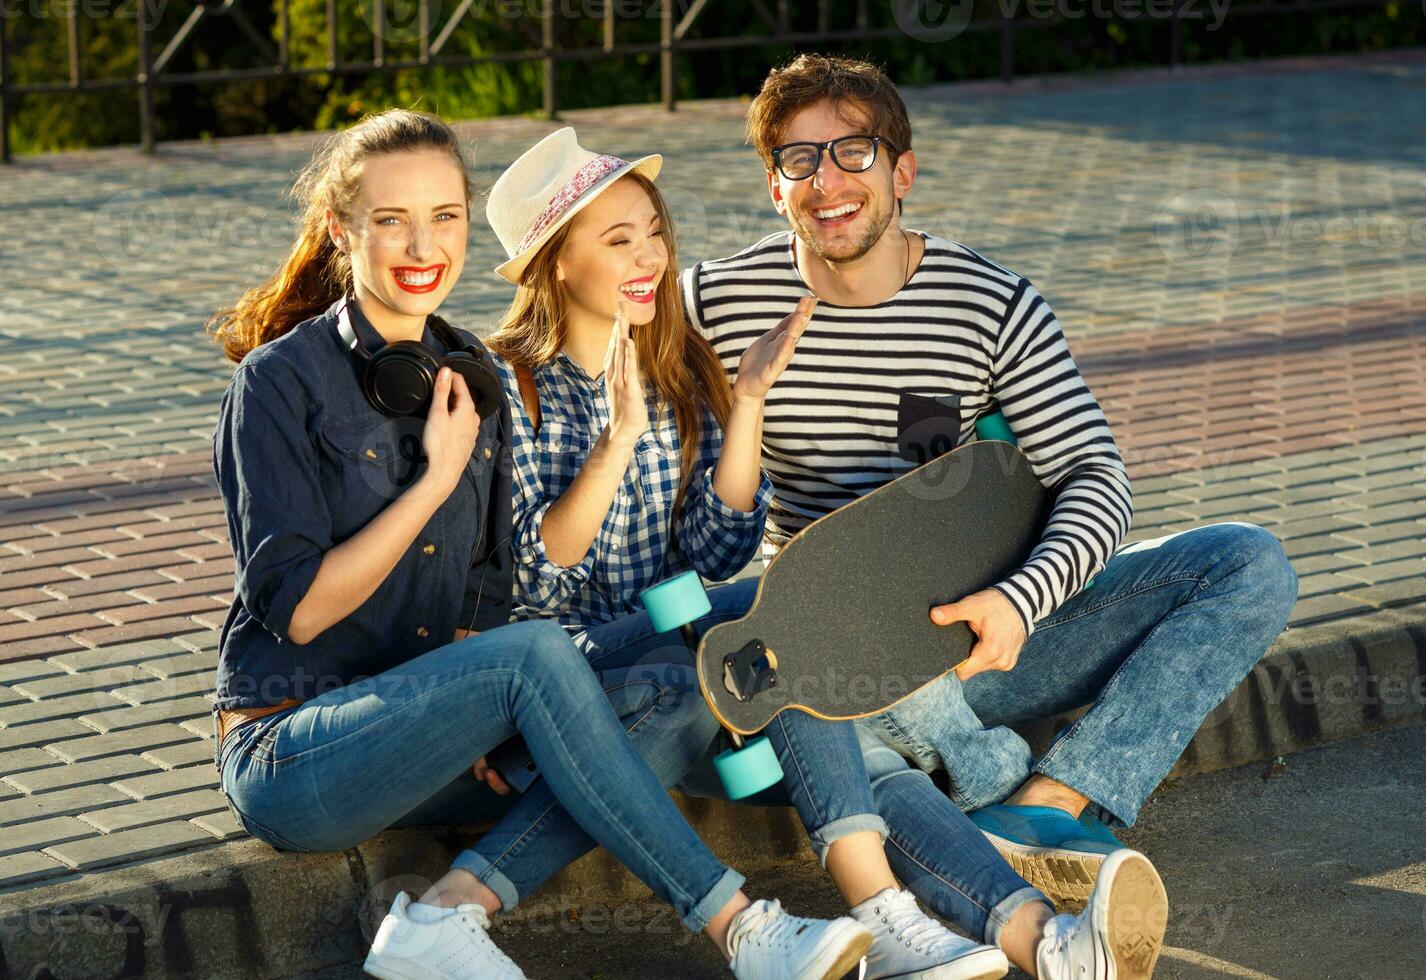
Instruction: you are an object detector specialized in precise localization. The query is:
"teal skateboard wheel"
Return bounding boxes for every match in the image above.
[975,411,1016,445]
[640,570,712,633]
[713,735,783,800]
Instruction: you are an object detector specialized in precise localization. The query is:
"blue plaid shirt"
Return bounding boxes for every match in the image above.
[494,353,772,630]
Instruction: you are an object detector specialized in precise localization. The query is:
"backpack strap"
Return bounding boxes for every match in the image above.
[514,363,541,434]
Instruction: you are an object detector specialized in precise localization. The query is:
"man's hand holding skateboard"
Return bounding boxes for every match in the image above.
[933,588,1027,682]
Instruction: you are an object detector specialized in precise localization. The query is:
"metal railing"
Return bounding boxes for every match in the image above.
[0,0,1400,163]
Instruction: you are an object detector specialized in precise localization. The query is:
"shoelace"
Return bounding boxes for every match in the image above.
[726,899,806,959]
[1039,914,1077,967]
[873,892,951,955]
[449,904,523,973]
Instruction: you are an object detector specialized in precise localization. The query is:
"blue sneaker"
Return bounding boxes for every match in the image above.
[968,805,1124,906]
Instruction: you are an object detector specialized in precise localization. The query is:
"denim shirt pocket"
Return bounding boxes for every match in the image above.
[316,416,424,517]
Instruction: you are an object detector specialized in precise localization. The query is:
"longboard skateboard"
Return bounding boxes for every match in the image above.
[698,438,1050,736]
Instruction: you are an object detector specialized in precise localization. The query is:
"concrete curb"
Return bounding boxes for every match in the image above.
[0,794,811,979]
[3,610,1423,979]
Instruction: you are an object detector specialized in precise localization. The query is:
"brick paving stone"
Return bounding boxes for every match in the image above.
[1344,578,1426,610]
[0,816,99,857]
[113,766,220,801]
[2,753,158,795]
[0,747,65,776]
[138,651,217,680]
[1295,572,1367,601]
[0,719,93,752]
[45,723,197,764]
[1,690,127,727]
[128,575,234,603]
[0,784,131,825]
[48,638,186,672]
[39,570,171,600]
[10,665,152,700]
[155,559,234,581]
[192,809,246,841]
[141,739,216,770]
[98,595,227,626]
[78,789,229,834]
[61,553,195,579]
[90,532,214,558]
[0,660,64,685]
[1288,593,1377,628]
[110,671,212,706]
[1333,521,1426,547]
[1281,533,1364,561]
[79,694,214,733]
[69,616,217,648]
[172,630,221,651]
[10,592,150,621]
[179,718,216,740]
[1337,558,1426,587]
[0,851,72,889]
[0,613,110,644]
[43,820,215,872]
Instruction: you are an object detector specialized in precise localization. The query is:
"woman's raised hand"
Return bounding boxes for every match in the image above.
[419,367,481,496]
[733,295,815,401]
[604,300,649,448]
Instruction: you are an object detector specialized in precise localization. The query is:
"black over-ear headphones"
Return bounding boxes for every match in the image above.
[336,298,504,420]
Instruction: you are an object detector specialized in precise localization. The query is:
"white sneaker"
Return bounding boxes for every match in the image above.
[1036,850,1167,980]
[364,891,528,980]
[725,898,873,980]
[851,888,1009,980]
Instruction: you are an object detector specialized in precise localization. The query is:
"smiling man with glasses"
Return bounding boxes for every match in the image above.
[681,51,1298,956]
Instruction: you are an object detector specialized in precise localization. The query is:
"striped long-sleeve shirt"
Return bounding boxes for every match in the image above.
[681,231,1134,639]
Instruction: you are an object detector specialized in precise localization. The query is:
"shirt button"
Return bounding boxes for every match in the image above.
[484,446,492,459]
[422,543,436,555]
[610,542,621,552]
[417,626,429,638]
[364,449,377,460]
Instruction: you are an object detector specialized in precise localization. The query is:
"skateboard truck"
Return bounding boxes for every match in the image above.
[722,640,778,703]
[639,571,785,801]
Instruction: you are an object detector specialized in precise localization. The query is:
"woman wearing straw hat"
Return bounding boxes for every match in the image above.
[480,127,1015,980]
[208,108,875,980]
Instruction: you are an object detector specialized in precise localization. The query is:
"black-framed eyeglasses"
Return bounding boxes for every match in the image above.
[770,135,899,181]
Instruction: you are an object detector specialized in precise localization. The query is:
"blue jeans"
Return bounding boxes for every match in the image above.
[218,619,743,932]
[578,581,1046,947]
[867,521,1299,826]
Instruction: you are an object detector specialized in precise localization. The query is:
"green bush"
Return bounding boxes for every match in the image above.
[2,0,1423,154]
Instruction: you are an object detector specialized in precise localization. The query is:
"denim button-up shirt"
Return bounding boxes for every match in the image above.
[494,353,772,631]
[212,298,513,709]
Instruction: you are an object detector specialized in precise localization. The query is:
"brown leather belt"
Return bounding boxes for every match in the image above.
[217,698,302,744]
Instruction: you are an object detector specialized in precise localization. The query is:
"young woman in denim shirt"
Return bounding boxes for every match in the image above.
[482,127,1171,980]
[207,108,873,980]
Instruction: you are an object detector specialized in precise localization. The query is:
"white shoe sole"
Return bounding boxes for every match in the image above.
[877,945,1010,979]
[981,830,1106,906]
[1095,851,1168,980]
[363,951,434,980]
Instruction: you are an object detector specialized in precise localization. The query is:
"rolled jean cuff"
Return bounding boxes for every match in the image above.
[1032,753,1138,828]
[451,849,520,913]
[984,886,1051,948]
[685,868,747,933]
[807,814,889,868]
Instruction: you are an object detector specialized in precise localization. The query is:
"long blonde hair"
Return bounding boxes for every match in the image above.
[207,109,474,363]
[486,172,733,511]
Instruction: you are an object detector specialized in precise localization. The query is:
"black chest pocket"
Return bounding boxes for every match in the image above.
[897,392,962,465]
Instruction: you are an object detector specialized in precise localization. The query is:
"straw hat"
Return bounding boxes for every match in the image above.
[486,127,662,284]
